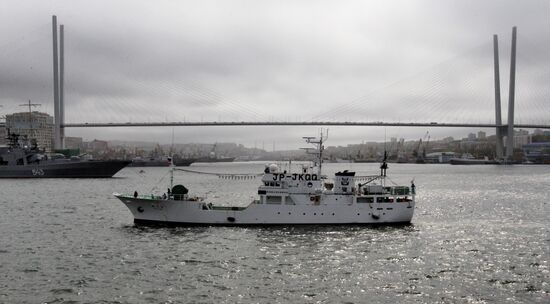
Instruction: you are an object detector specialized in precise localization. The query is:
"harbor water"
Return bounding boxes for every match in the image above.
[0,163,548,303]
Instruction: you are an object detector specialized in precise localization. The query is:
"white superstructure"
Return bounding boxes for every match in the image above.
[114,134,416,225]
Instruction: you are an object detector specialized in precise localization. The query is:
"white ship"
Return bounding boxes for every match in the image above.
[114,133,416,226]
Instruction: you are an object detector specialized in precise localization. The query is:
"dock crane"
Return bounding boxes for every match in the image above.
[423,131,430,158]
[413,131,430,163]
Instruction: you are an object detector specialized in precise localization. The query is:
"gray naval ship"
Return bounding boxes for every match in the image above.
[0,133,130,178]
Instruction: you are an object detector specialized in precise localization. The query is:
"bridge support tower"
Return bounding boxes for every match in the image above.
[494,26,517,162]
[52,15,65,150]
[493,34,504,159]
[505,26,517,161]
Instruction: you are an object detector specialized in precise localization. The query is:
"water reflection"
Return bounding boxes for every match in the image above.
[1,164,549,303]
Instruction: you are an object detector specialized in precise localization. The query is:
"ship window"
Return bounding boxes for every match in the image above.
[266,196,281,204]
[376,197,384,203]
[357,197,373,203]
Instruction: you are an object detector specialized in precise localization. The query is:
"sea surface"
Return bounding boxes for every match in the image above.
[0,162,548,303]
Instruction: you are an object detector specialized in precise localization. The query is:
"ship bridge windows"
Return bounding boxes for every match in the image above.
[266,196,282,204]
[264,181,281,187]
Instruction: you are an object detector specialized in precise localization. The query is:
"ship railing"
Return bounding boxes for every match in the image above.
[359,185,411,195]
[356,196,413,203]
[354,175,383,184]
[118,193,164,200]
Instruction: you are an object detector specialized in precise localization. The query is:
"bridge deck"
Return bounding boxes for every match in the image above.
[61,121,549,129]
[0,121,549,129]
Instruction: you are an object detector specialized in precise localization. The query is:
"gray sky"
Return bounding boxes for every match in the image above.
[1,0,550,149]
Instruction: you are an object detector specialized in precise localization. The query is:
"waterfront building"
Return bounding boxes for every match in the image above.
[441,136,454,144]
[503,129,533,150]
[0,125,6,146]
[65,136,84,149]
[477,131,486,140]
[89,139,108,151]
[5,111,54,152]
[523,142,550,164]
[425,151,457,163]
[513,129,531,149]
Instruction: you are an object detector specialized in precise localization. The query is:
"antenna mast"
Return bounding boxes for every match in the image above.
[301,129,327,175]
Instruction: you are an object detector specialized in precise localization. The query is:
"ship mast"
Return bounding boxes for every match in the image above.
[19,100,41,145]
[302,129,328,176]
[169,157,175,191]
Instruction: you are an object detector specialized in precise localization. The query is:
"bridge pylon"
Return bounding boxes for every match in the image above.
[494,26,517,162]
[493,34,504,159]
[505,26,517,161]
[52,15,65,150]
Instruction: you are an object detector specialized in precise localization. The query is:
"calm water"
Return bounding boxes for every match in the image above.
[0,163,548,303]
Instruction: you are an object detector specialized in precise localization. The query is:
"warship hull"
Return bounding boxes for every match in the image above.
[128,159,195,167]
[195,157,234,163]
[0,160,130,178]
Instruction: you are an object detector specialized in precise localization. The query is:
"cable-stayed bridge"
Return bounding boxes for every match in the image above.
[2,18,550,161]
[56,24,549,161]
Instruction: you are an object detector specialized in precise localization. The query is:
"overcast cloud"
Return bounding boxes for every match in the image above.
[1,0,550,149]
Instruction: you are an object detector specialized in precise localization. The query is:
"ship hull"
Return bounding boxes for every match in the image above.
[115,195,415,226]
[0,160,130,178]
[195,157,235,163]
[133,218,413,226]
[450,158,500,165]
[128,159,195,167]
[127,161,171,167]
[173,159,195,167]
